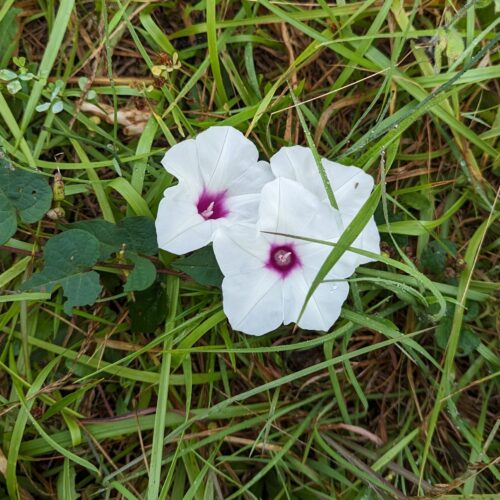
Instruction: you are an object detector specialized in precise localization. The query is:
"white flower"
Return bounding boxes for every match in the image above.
[270,146,380,265]
[155,126,274,254]
[213,178,358,336]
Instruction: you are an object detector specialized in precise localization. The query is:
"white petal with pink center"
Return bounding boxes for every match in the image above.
[155,126,274,254]
[270,146,380,266]
[213,178,354,336]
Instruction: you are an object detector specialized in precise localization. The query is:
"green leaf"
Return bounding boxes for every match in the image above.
[0,68,17,81]
[457,327,481,356]
[52,99,64,114]
[0,190,17,243]
[66,216,158,259]
[78,76,88,90]
[0,162,53,244]
[21,230,102,314]
[124,252,157,292]
[435,310,480,357]
[6,79,21,94]
[0,8,21,67]
[35,101,51,112]
[420,240,457,275]
[129,281,167,333]
[464,301,480,321]
[374,204,408,247]
[400,193,431,211]
[18,72,34,81]
[12,56,25,68]
[172,246,223,287]
[57,459,77,500]
[446,28,465,63]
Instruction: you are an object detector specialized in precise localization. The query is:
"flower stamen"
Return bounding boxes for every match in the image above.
[267,244,300,278]
[274,250,292,266]
[197,189,229,220]
[200,201,215,219]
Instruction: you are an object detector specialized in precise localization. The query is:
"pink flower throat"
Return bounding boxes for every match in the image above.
[266,243,301,278]
[197,189,229,220]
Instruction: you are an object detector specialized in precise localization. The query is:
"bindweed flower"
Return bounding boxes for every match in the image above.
[213,178,359,336]
[270,146,380,266]
[156,126,274,254]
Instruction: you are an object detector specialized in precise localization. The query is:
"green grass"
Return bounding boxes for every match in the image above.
[0,0,499,498]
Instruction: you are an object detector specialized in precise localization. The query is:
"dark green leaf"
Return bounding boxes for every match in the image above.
[172,245,223,287]
[464,301,480,321]
[374,204,408,247]
[0,191,17,243]
[21,230,102,314]
[124,252,156,292]
[400,193,431,211]
[435,306,480,357]
[420,240,457,275]
[457,327,481,356]
[118,217,158,255]
[66,216,157,259]
[0,161,52,244]
[129,282,167,333]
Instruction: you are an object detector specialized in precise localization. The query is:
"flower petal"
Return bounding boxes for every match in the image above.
[297,242,358,280]
[226,160,274,197]
[160,138,202,188]
[213,225,269,277]
[270,146,326,201]
[270,145,374,212]
[156,184,216,254]
[193,126,261,191]
[225,193,263,225]
[283,270,349,331]
[345,215,380,266]
[160,127,264,193]
[221,270,283,336]
[258,177,343,241]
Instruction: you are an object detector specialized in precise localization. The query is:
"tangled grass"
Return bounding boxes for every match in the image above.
[0,0,498,498]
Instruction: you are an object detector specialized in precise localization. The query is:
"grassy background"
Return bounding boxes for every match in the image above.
[0,0,499,498]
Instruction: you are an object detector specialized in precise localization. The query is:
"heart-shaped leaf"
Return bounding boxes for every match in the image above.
[172,245,223,287]
[21,230,102,314]
[66,217,157,259]
[0,161,53,244]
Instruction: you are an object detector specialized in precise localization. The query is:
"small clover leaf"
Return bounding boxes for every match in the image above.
[35,101,51,112]
[52,100,64,114]
[13,56,25,68]
[78,77,87,91]
[36,80,65,114]
[0,69,17,81]
[6,79,22,94]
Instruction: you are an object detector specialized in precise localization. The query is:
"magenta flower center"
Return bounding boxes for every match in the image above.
[266,244,301,278]
[197,189,229,220]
